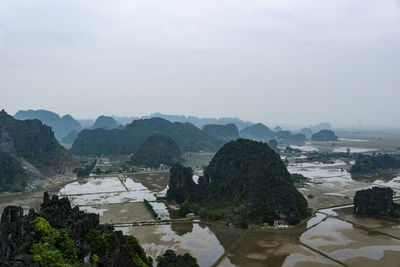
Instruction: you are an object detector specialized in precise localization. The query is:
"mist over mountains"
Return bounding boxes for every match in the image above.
[13,109,341,152]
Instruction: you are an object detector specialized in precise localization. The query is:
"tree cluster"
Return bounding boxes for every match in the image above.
[350,153,400,174]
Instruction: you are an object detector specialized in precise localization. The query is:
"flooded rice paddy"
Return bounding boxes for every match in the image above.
[300,217,400,266]
[2,143,400,266]
[52,166,400,266]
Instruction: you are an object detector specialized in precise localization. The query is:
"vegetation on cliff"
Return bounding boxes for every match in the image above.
[0,110,77,190]
[350,153,400,174]
[0,151,27,192]
[167,139,309,227]
[0,193,197,266]
[311,129,338,141]
[354,187,400,217]
[71,117,222,155]
[202,123,239,142]
[131,134,181,168]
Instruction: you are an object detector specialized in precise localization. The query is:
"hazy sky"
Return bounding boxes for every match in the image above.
[1,0,399,128]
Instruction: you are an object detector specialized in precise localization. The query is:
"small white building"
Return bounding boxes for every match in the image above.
[273,219,286,227]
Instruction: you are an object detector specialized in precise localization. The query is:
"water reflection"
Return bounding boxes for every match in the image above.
[300,217,400,265]
[115,223,230,267]
[171,222,193,236]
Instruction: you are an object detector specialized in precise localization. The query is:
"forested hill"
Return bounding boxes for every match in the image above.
[71,117,223,155]
[167,139,309,226]
[131,133,181,168]
[90,115,118,130]
[0,110,77,191]
[350,154,400,174]
[14,109,82,140]
[202,123,239,142]
[240,123,275,141]
[311,129,338,141]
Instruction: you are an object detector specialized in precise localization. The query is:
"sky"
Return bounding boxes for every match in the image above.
[1,0,399,128]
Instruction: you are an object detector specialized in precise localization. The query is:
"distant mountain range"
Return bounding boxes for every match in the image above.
[0,110,77,191]
[71,117,223,155]
[240,123,275,141]
[14,109,333,154]
[14,110,82,140]
[202,124,239,142]
[142,113,254,130]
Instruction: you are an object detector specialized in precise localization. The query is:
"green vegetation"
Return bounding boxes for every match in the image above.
[311,129,338,141]
[1,110,73,170]
[123,235,153,267]
[167,164,196,204]
[131,133,182,168]
[73,160,96,178]
[0,110,76,190]
[156,249,199,267]
[354,187,400,218]
[85,229,110,252]
[71,117,222,155]
[350,153,400,174]
[30,217,80,267]
[0,151,28,192]
[305,152,353,163]
[202,123,239,142]
[167,139,309,227]
[291,173,310,187]
[144,199,160,219]
[1,193,197,266]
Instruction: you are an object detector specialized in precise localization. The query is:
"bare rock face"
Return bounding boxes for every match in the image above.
[0,126,15,154]
[1,206,23,223]
[354,187,397,217]
[40,192,99,243]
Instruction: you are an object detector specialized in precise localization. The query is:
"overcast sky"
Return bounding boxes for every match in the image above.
[1,0,399,128]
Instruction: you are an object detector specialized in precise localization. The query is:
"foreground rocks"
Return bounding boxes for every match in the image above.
[0,192,198,267]
[354,187,400,217]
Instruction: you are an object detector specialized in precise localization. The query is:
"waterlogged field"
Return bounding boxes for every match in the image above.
[287,159,370,210]
[2,134,400,266]
[126,171,169,192]
[300,217,400,266]
[116,223,243,267]
[225,231,339,267]
[55,174,170,224]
